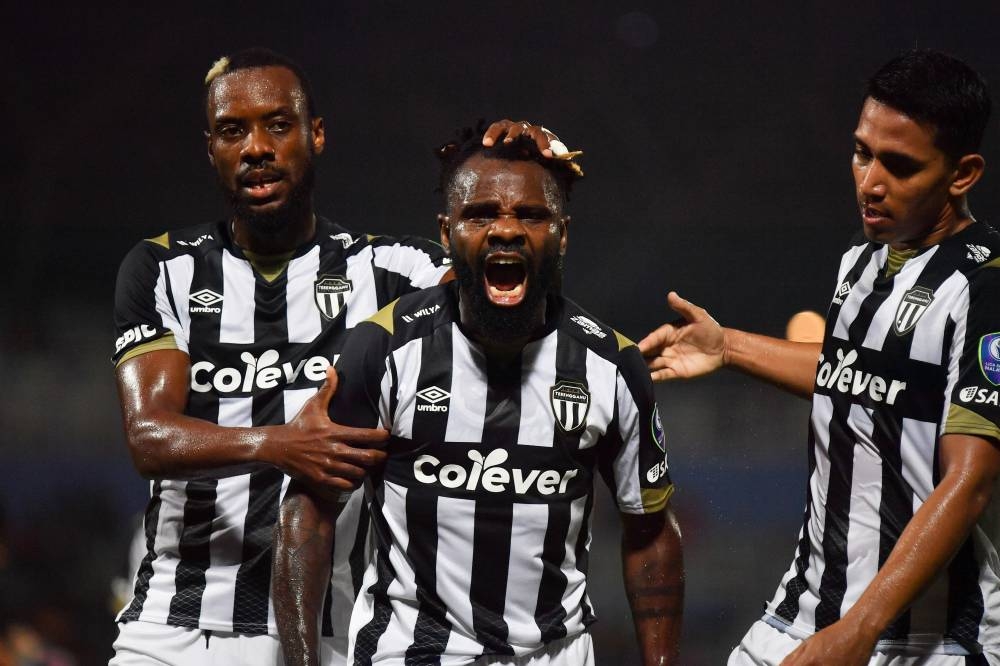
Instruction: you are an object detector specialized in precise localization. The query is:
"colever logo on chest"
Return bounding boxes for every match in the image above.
[816,348,907,405]
[190,349,333,394]
[413,449,578,496]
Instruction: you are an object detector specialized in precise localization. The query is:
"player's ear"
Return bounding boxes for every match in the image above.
[311,116,325,155]
[205,130,216,167]
[438,214,451,253]
[559,216,570,256]
[950,153,985,197]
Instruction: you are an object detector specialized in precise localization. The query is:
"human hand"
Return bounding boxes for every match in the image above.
[482,119,566,158]
[637,292,727,382]
[266,367,388,492]
[779,619,876,666]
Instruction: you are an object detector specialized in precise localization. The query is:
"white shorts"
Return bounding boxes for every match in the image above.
[349,631,593,666]
[728,619,999,666]
[109,620,346,666]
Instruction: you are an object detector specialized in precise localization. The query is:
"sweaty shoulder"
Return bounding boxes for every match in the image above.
[560,299,636,364]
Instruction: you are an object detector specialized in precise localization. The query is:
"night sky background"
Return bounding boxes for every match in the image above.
[4,2,1000,664]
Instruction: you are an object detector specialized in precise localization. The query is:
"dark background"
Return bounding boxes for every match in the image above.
[3,2,1000,664]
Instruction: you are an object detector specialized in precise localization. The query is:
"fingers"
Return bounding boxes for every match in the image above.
[666,291,708,324]
[331,424,390,447]
[310,366,339,412]
[481,120,554,157]
[481,119,514,147]
[637,325,672,356]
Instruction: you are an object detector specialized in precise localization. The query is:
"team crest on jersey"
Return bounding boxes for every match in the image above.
[893,286,934,336]
[980,333,1000,386]
[967,244,992,263]
[314,275,353,320]
[832,280,852,306]
[550,380,590,432]
[651,404,666,452]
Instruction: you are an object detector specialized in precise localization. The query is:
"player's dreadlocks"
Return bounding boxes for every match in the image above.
[435,121,583,205]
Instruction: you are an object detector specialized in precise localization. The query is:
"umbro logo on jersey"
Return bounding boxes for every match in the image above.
[570,315,607,338]
[980,333,1000,386]
[190,288,223,314]
[550,380,590,432]
[967,244,991,263]
[190,349,334,394]
[402,304,441,323]
[959,386,1000,406]
[832,280,852,306]
[176,234,213,247]
[314,275,353,320]
[816,347,908,405]
[416,385,450,412]
[894,286,934,335]
[330,232,356,249]
[413,448,579,496]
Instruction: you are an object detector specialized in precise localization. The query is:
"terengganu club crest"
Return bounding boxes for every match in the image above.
[894,286,934,336]
[314,275,353,320]
[550,380,590,432]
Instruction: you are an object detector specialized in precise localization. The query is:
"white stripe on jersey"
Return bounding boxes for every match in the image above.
[446,325,487,443]
[582,349,619,451]
[901,418,937,502]
[504,503,547,647]
[434,495,482,654]
[389,338,423,439]
[345,248,379,329]
[220,251,256,344]
[517,335,558,448]
[841,405,880,617]
[861,249,937,351]
[286,247,322,344]
[832,248,884,342]
[911,272,966,365]
[372,244,449,289]
[835,243,871,286]
[612,371,644,513]
[136,480,187,623]
[560,495,591,629]
[158,255,194,350]
[940,288,970,435]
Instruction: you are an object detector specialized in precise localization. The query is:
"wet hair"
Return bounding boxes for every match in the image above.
[203,47,317,119]
[865,49,991,161]
[436,121,582,207]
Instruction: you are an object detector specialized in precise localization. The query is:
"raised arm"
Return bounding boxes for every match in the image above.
[621,508,684,665]
[273,482,344,666]
[638,291,820,399]
[116,355,387,484]
[780,433,1000,665]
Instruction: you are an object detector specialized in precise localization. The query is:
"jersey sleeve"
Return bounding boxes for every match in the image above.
[112,238,186,366]
[944,265,1000,441]
[329,302,396,429]
[600,336,674,515]
[368,235,451,298]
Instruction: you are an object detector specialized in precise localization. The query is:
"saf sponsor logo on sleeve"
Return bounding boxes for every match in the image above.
[959,385,1000,406]
[979,333,1000,386]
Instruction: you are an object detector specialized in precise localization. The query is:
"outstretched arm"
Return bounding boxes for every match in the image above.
[116,356,387,485]
[637,291,820,399]
[274,483,344,666]
[621,508,684,665]
[780,433,1000,666]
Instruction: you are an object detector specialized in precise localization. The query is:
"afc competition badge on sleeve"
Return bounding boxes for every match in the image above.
[980,333,1000,386]
[314,275,353,320]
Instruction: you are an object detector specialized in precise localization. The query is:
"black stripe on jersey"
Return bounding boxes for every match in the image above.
[167,480,218,627]
[482,357,522,449]
[773,429,818,624]
[411,325,454,445]
[405,489,451,663]
[354,485,397,666]
[948,537,985,653]
[161,262,182,328]
[551,332,588,452]
[233,468,283,633]
[574,490,596,626]
[120,481,163,622]
[351,498,371,598]
[826,243,879,325]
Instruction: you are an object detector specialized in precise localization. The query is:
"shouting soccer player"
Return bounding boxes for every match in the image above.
[641,50,1000,665]
[274,128,684,665]
[110,48,557,666]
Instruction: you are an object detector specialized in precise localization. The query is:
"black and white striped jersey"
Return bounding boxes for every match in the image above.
[111,217,449,636]
[767,222,1000,656]
[328,284,673,664]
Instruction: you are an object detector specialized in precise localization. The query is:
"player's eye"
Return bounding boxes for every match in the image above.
[269,120,292,133]
[216,125,244,140]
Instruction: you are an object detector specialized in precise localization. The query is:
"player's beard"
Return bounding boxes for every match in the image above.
[227,158,316,237]
[452,244,563,341]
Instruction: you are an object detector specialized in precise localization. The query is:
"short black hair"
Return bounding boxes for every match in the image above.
[436,121,582,206]
[203,47,317,119]
[865,49,991,161]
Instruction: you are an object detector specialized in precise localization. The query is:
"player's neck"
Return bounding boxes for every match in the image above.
[231,210,317,255]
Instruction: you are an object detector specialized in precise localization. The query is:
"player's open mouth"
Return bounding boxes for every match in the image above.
[484,254,528,306]
[240,171,284,200]
[862,203,891,225]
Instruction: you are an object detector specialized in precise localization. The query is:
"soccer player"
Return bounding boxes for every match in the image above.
[640,50,1000,665]
[110,48,557,665]
[273,130,684,665]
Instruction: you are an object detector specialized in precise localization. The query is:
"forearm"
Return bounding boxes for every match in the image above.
[274,484,342,666]
[723,329,820,399]
[621,509,684,665]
